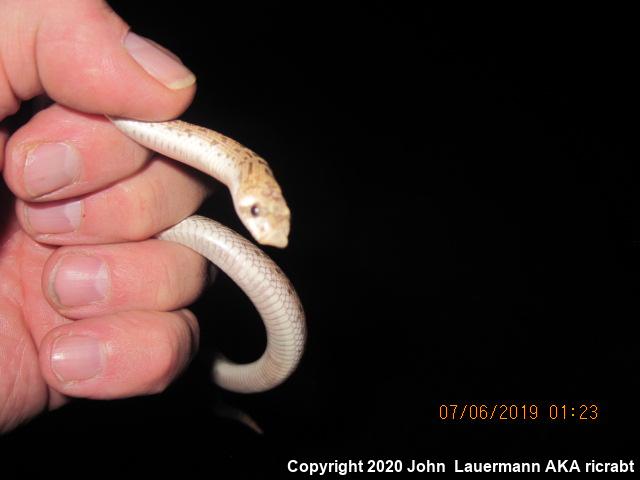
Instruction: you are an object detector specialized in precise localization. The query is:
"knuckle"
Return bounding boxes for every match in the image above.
[115,179,164,241]
[153,258,182,309]
[151,246,208,310]
[144,316,194,393]
[144,346,179,394]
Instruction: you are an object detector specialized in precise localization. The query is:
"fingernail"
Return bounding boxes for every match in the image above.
[24,143,81,197]
[124,31,196,90]
[24,200,82,234]
[51,335,105,382]
[52,255,109,306]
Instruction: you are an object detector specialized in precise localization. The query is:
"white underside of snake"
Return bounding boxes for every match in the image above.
[108,117,306,394]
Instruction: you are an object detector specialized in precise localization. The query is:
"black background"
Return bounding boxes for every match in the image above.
[2,2,637,477]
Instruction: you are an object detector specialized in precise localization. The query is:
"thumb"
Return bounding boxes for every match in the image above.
[0,0,196,122]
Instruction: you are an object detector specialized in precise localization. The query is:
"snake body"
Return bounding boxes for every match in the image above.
[109,118,305,393]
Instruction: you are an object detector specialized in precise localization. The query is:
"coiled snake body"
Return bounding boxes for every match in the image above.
[109,118,306,393]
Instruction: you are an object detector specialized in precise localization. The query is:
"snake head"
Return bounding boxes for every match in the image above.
[236,186,291,248]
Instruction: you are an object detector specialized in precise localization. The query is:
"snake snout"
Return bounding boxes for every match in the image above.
[261,231,289,248]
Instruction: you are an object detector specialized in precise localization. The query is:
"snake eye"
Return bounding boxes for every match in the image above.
[251,204,260,217]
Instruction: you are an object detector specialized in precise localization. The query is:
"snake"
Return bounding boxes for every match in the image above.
[108,117,306,394]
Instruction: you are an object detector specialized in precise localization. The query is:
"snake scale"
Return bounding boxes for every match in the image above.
[109,117,306,393]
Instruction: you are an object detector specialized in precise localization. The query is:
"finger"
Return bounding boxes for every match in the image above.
[0,0,195,121]
[3,104,150,201]
[41,239,208,319]
[17,155,212,244]
[39,309,199,399]
[0,297,49,434]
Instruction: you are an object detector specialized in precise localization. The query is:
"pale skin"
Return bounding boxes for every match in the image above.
[0,0,212,432]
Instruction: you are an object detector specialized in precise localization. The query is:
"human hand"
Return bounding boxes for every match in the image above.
[0,0,210,432]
